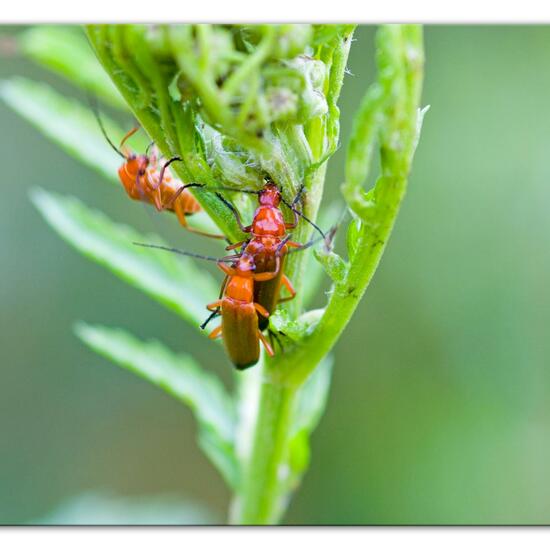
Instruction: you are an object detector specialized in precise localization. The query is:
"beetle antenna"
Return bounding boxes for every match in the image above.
[145,140,155,157]
[88,94,127,160]
[203,186,261,195]
[287,222,339,255]
[132,242,235,263]
[280,196,326,240]
[200,309,220,330]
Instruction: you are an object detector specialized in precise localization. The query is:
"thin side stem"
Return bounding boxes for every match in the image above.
[276,176,406,388]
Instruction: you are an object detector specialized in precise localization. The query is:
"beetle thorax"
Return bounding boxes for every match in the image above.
[225,275,254,303]
[251,206,286,236]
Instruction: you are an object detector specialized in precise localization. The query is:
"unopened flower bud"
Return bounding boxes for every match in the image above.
[265,86,298,121]
[272,25,312,59]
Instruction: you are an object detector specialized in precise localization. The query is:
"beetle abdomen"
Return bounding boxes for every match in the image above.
[222,300,260,369]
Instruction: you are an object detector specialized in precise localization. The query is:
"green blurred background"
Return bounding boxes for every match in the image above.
[1,25,550,525]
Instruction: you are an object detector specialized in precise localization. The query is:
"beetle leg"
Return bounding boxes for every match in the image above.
[207,300,223,312]
[200,309,220,330]
[218,262,238,277]
[173,199,189,227]
[219,275,229,298]
[253,256,281,282]
[277,275,297,303]
[254,302,270,319]
[258,330,274,357]
[151,157,182,191]
[284,184,306,229]
[285,216,299,230]
[152,185,163,211]
[171,198,226,239]
[226,240,247,251]
[120,126,140,149]
[269,329,285,352]
[165,184,187,210]
[186,227,226,239]
[215,193,251,234]
[254,271,279,282]
[285,220,297,230]
[209,325,223,340]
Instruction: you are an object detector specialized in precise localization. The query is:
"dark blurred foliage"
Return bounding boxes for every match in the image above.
[1,25,550,524]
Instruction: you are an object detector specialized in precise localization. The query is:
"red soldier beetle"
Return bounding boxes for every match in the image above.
[134,239,294,369]
[93,106,224,239]
[205,250,286,369]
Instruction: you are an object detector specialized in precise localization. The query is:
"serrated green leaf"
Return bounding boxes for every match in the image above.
[75,323,238,489]
[0,78,140,184]
[31,188,219,329]
[18,25,126,109]
[35,491,216,525]
[313,248,348,283]
[346,216,362,262]
[1,78,223,237]
[342,81,384,221]
[301,204,342,308]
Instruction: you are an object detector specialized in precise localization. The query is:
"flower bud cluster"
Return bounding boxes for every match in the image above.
[161,25,330,135]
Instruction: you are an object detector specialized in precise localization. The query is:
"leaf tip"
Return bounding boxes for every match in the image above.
[28,186,47,206]
[73,320,90,340]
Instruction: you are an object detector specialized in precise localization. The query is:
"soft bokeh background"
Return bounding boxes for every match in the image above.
[1,25,550,525]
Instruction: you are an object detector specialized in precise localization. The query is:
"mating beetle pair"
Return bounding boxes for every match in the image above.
[98,113,325,369]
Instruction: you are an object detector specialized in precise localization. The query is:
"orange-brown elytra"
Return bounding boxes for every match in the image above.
[93,105,224,239]
[206,251,284,369]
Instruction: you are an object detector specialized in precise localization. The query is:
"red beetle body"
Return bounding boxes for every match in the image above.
[118,153,202,224]
[207,254,278,369]
[223,182,301,329]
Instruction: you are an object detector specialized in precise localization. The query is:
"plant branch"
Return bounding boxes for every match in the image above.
[279,25,425,388]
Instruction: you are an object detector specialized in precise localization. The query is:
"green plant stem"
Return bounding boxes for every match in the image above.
[233,379,295,524]
[282,32,353,317]
[228,161,328,525]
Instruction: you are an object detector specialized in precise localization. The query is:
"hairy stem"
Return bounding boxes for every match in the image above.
[232,379,295,524]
